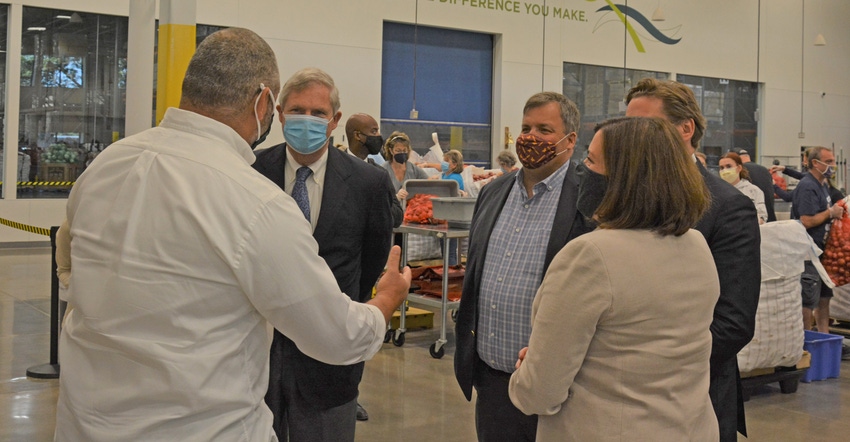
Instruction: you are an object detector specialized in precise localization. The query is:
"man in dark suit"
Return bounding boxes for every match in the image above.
[454,92,595,441]
[739,148,777,222]
[252,68,395,442]
[342,112,402,421]
[626,78,761,442]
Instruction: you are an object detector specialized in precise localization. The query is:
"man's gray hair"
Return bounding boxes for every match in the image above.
[279,68,341,113]
[523,92,580,134]
[806,146,831,167]
[181,28,280,116]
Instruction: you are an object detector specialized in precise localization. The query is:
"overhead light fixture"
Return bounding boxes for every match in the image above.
[814,33,826,46]
[56,15,72,20]
[651,7,666,21]
[69,12,83,24]
[27,27,46,32]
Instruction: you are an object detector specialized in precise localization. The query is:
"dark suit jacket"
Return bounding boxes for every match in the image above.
[453,160,595,401]
[253,143,395,410]
[743,162,776,222]
[695,163,761,440]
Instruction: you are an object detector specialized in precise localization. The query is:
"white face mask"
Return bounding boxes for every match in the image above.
[814,159,835,179]
[251,83,275,149]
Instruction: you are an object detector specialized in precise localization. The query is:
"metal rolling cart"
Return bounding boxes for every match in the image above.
[388,222,469,358]
[385,179,470,358]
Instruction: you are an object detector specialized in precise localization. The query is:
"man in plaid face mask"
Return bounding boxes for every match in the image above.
[454,92,595,441]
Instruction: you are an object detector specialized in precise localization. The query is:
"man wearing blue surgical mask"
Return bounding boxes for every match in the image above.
[252,68,397,442]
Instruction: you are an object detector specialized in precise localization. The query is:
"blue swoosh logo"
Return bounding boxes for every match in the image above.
[597,5,682,45]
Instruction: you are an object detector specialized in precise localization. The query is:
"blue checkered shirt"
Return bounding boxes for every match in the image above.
[476,161,570,373]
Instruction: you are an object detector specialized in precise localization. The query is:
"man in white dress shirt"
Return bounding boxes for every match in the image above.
[54,28,410,441]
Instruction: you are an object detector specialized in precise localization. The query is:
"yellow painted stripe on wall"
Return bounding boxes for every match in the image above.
[450,126,464,152]
[156,23,196,125]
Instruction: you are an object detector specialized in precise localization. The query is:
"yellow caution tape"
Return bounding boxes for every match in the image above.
[0,181,74,186]
[0,217,51,237]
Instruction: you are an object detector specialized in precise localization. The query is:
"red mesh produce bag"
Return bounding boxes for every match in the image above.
[821,198,850,287]
[403,194,446,225]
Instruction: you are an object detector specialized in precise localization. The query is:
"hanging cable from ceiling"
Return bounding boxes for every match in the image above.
[799,0,806,138]
[411,0,420,119]
[541,0,546,90]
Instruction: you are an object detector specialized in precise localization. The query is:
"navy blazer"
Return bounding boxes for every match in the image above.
[253,143,395,410]
[453,160,595,401]
[695,163,761,440]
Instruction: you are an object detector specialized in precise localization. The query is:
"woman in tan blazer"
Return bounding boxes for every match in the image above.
[509,117,720,441]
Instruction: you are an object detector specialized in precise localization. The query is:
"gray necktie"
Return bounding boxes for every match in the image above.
[293,166,312,222]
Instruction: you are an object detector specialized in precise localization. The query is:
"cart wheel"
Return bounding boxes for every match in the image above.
[384,329,394,343]
[392,331,406,347]
[450,309,458,322]
[429,343,445,359]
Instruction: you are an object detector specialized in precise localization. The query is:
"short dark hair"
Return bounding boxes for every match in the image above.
[523,92,580,134]
[626,78,706,150]
[181,28,279,117]
[592,117,711,236]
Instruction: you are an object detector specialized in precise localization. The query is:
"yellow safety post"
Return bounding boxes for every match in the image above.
[156,0,196,125]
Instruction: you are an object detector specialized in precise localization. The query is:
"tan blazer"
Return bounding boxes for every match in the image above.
[510,229,720,441]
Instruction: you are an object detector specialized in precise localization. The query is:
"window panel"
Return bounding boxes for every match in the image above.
[381,22,493,167]
[563,62,667,159]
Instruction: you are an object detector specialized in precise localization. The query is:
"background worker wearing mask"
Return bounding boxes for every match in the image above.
[791,146,845,334]
[345,113,403,229]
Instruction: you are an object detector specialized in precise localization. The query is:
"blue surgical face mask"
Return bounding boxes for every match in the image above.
[283,114,332,155]
[441,161,450,173]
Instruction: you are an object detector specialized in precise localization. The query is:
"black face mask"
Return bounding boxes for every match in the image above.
[363,134,384,155]
[393,153,408,164]
[576,162,608,220]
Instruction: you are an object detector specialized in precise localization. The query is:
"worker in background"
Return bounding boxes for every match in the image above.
[345,113,403,228]
[737,148,777,222]
[790,146,844,334]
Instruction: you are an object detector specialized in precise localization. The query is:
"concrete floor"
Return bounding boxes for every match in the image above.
[2,246,850,441]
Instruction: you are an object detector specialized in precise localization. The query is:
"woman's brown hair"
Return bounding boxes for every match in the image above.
[593,117,711,236]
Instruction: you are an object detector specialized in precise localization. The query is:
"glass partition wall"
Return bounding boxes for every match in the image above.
[17,7,128,198]
[562,62,759,174]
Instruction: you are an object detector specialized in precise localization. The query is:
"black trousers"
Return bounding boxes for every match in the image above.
[473,357,537,442]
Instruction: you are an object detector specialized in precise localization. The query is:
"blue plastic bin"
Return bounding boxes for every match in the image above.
[801,330,842,383]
